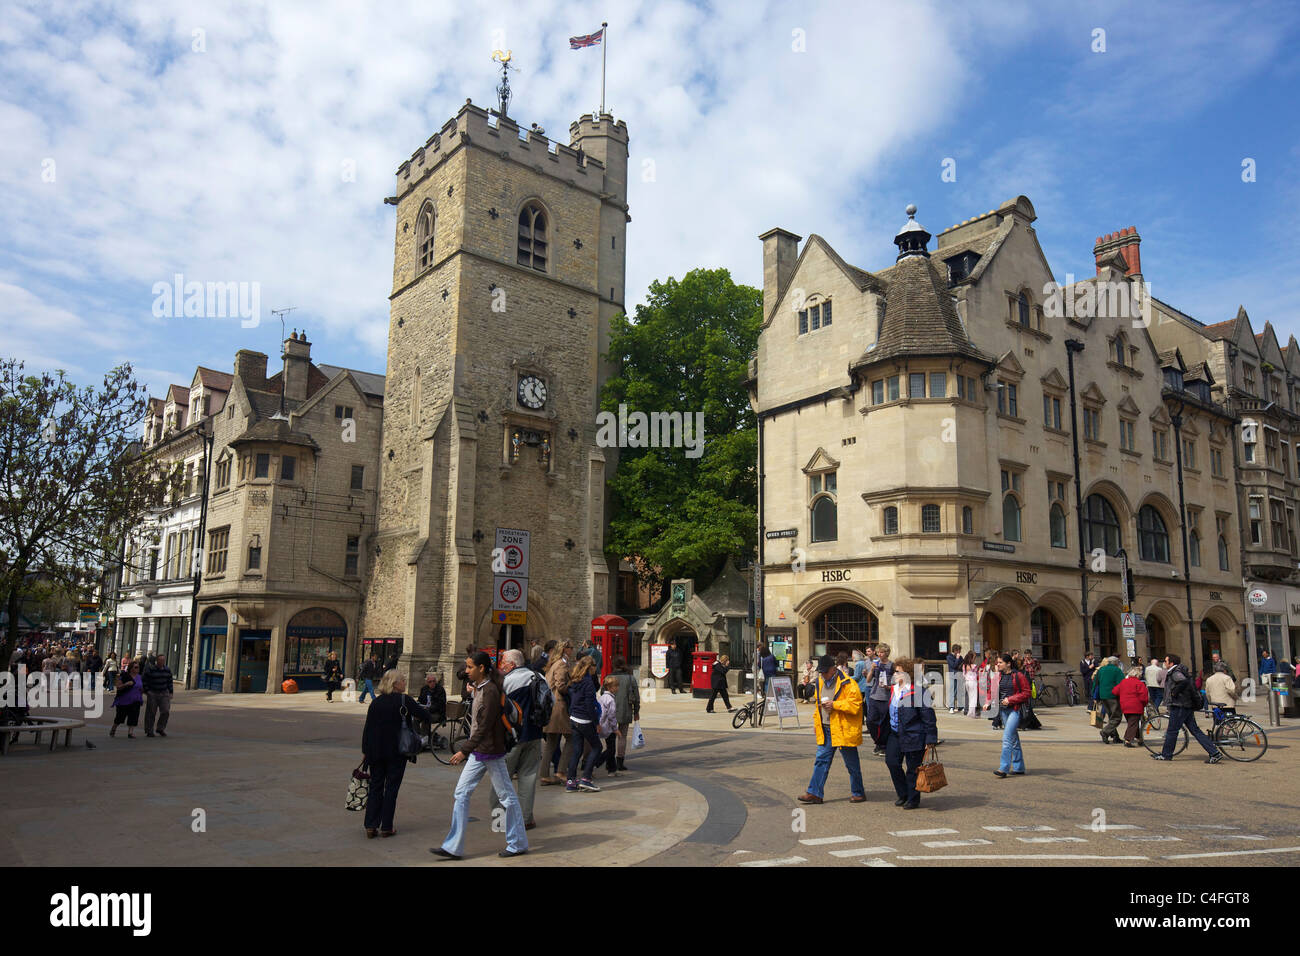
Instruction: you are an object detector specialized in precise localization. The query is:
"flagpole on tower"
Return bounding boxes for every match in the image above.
[600,21,608,114]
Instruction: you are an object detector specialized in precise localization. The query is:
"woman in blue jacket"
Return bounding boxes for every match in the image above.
[565,656,603,792]
[885,657,939,809]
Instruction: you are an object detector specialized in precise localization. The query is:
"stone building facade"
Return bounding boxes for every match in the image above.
[191,335,385,692]
[751,197,1246,695]
[358,100,629,685]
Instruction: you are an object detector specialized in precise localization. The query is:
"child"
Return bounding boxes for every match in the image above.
[598,675,620,775]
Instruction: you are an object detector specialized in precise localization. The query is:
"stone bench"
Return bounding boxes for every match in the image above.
[0,716,87,756]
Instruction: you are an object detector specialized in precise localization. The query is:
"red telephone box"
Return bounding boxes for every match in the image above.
[589,614,628,682]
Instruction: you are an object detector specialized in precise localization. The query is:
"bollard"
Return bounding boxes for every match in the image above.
[1268,684,1281,727]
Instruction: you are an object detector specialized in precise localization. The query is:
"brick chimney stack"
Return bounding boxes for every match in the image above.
[234,349,268,389]
[1093,226,1141,278]
[282,330,311,402]
[759,228,802,319]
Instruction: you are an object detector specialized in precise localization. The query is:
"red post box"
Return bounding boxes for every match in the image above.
[589,614,628,683]
[692,650,718,699]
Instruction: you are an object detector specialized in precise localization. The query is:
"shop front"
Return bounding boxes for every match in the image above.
[236,630,272,693]
[197,606,228,691]
[282,607,348,691]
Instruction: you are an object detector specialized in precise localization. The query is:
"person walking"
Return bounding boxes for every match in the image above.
[1259,649,1277,683]
[110,662,143,738]
[963,652,981,718]
[885,657,939,808]
[759,643,778,697]
[706,654,732,713]
[864,643,895,756]
[357,654,380,704]
[1116,667,1149,747]
[84,648,103,692]
[539,640,572,787]
[360,669,430,838]
[945,644,963,714]
[597,675,620,775]
[490,649,543,831]
[142,654,174,738]
[1204,662,1240,716]
[587,640,603,681]
[666,642,684,694]
[797,655,866,805]
[610,656,639,772]
[103,652,120,696]
[1144,656,1165,711]
[1094,655,1125,744]
[432,652,528,859]
[1153,654,1222,763]
[564,655,603,792]
[993,653,1031,777]
[1079,651,1098,704]
[322,651,343,702]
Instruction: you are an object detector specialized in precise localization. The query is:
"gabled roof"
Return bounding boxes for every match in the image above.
[147,398,165,415]
[1040,367,1068,391]
[763,233,884,328]
[851,255,991,369]
[165,384,190,406]
[194,367,233,391]
[802,447,841,473]
[317,364,387,398]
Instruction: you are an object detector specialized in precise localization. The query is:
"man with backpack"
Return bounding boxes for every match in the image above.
[357,654,380,704]
[1153,653,1222,764]
[491,649,549,831]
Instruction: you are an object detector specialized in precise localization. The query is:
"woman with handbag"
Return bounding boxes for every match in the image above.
[109,662,143,737]
[885,657,939,809]
[993,653,1031,777]
[322,651,343,702]
[539,641,573,786]
[360,669,430,839]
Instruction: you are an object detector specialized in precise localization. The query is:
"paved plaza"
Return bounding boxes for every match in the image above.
[3,688,1297,867]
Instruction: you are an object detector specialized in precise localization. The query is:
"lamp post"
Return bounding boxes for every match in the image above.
[184,419,214,690]
[1169,400,1198,677]
[1065,339,1091,653]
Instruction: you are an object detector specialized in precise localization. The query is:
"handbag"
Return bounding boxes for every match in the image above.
[346,760,370,811]
[398,705,424,758]
[915,744,947,793]
[1089,707,1103,728]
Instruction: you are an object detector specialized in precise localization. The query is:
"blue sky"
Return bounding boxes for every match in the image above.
[2,0,1298,400]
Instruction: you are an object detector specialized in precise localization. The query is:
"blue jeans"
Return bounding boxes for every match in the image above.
[441,754,528,856]
[1148,686,1163,710]
[999,708,1025,773]
[807,742,864,799]
[358,678,376,703]
[1162,705,1219,759]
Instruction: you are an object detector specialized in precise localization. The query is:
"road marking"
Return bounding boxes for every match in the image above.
[829,846,897,858]
[799,835,863,846]
[738,856,808,867]
[859,858,898,867]
[897,854,1149,861]
[985,825,1056,832]
[923,839,994,848]
[1167,824,1240,831]
[1208,835,1268,841]
[1017,836,1088,844]
[1075,824,1142,831]
[888,828,960,837]
[1116,835,1182,842]
[1164,846,1300,861]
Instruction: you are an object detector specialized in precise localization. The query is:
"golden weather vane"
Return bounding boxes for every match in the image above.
[492,49,516,117]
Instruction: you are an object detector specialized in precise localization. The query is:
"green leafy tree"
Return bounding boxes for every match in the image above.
[0,359,168,666]
[600,268,760,592]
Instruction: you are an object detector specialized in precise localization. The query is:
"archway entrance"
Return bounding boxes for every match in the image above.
[661,624,698,687]
[812,602,879,659]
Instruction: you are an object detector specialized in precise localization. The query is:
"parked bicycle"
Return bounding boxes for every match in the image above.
[429,699,472,765]
[732,694,766,729]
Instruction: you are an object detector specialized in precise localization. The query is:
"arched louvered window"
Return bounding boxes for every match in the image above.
[416,202,435,273]
[517,202,548,271]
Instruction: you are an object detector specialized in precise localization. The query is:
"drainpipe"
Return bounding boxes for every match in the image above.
[184,422,214,690]
[1065,339,1090,653]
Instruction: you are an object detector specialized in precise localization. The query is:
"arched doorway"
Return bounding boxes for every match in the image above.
[658,621,698,689]
[1092,610,1118,659]
[982,612,1003,653]
[197,607,228,691]
[812,602,879,659]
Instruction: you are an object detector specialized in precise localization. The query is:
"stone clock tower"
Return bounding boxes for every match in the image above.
[358,95,629,681]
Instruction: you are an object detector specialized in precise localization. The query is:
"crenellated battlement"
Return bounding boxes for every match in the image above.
[396,100,611,196]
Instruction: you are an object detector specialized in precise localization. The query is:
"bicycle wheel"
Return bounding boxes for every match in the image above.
[732,706,750,729]
[1038,685,1059,708]
[1140,714,1187,756]
[1215,717,1268,762]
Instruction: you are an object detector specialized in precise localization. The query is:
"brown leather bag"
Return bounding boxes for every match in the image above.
[914,744,948,793]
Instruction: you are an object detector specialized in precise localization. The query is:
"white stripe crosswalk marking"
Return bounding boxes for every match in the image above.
[1209,835,1268,841]
[1116,835,1182,842]
[738,856,807,867]
[1168,824,1240,831]
[985,825,1056,832]
[897,853,1149,861]
[859,858,898,867]
[799,835,863,846]
[829,846,897,858]
[888,828,960,837]
[922,839,994,848]
[1164,847,1300,861]
[1017,836,1087,843]
[1075,824,1142,831]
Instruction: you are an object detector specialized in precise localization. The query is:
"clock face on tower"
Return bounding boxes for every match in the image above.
[517,375,547,410]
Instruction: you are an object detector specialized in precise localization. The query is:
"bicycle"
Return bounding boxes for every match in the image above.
[1210,707,1268,762]
[1061,672,1079,706]
[1033,675,1060,708]
[429,699,472,765]
[1140,706,1189,756]
[732,694,766,729]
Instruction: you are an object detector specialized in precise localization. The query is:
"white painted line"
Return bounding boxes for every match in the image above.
[1017,836,1088,844]
[897,854,1150,861]
[1116,835,1182,843]
[738,856,808,867]
[1209,835,1268,841]
[1168,824,1240,831]
[1075,824,1142,831]
[923,839,994,848]
[888,827,960,837]
[829,846,897,858]
[1165,846,1300,861]
[859,858,898,867]
[799,835,863,846]
[985,825,1056,832]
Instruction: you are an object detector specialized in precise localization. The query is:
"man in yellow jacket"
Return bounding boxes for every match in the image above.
[798,655,866,804]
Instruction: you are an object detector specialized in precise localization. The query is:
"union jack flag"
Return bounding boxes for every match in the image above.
[569,28,603,49]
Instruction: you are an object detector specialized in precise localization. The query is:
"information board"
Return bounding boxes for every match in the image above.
[771,676,797,719]
[649,643,668,679]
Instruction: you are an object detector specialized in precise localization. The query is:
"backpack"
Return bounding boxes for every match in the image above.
[499,691,524,753]
[528,671,554,731]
